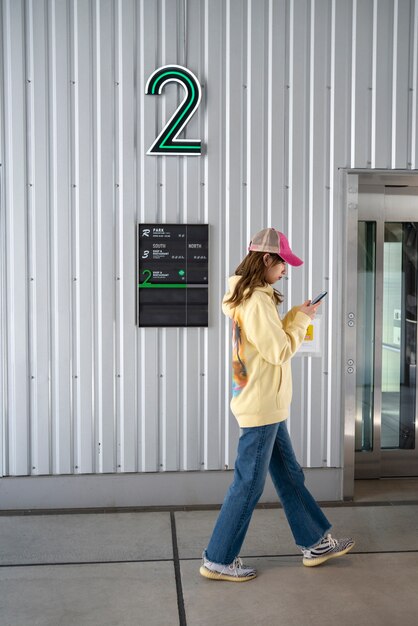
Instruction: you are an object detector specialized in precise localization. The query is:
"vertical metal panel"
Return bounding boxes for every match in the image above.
[286,0,309,461]
[391,0,399,167]
[411,0,418,168]
[350,0,357,167]
[3,0,30,476]
[392,0,411,168]
[138,0,159,472]
[115,0,137,473]
[224,0,246,466]
[71,0,95,474]
[246,0,268,236]
[93,0,117,473]
[373,0,392,168]
[307,0,331,467]
[0,0,6,477]
[353,0,374,167]
[49,0,72,474]
[203,0,225,470]
[181,0,204,471]
[26,0,51,475]
[160,0,181,472]
[1,0,418,482]
[327,0,352,468]
[266,0,287,230]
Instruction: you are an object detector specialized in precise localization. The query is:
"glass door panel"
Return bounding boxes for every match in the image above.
[356,222,376,452]
[382,223,417,451]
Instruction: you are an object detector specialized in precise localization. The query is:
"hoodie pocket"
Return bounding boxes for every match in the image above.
[258,361,281,415]
[276,363,292,409]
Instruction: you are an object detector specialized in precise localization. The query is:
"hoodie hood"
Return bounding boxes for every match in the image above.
[222,275,274,319]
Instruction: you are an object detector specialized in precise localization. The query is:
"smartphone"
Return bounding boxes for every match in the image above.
[310,291,328,305]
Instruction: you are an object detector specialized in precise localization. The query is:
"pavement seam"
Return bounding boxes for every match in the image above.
[170,512,187,626]
[0,558,174,568]
[1,500,418,516]
[2,549,418,568]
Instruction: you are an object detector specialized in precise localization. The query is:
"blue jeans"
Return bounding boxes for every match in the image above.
[205,421,331,565]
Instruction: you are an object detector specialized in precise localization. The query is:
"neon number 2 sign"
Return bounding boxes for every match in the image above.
[145,65,202,156]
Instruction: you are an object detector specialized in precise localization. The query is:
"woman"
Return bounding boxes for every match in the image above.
[200,227,354,582]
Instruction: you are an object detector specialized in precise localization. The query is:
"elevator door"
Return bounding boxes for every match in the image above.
[355,183,418,478]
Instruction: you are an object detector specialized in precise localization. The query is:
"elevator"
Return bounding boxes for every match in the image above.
[344,172,418,495]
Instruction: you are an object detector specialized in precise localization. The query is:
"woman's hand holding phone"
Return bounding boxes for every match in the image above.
[299,300,321,319]
[299,300,322,320]
[298,291,327,319]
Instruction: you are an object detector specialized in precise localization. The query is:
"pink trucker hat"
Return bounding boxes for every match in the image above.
[248,227,303,266]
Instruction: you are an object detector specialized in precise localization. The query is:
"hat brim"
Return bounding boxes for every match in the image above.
[279,251,304,267]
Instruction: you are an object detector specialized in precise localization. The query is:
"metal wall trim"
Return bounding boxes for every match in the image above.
[0,468,343,511]
[342,172,358,499]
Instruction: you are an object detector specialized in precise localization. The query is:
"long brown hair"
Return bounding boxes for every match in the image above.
[225,251,284,308]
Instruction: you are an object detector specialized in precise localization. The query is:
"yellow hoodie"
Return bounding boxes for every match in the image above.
[223,275,311,428]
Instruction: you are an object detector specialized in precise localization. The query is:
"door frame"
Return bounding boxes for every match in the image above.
[342,170,418,500]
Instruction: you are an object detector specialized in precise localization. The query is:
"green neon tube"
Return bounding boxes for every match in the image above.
[152,70,198,148]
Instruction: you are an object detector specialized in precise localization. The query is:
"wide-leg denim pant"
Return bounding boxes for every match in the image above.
[205,421,331,565]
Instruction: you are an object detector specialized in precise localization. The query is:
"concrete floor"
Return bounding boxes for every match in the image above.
[1,479,417,626]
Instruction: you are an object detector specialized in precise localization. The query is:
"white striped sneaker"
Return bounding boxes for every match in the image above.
[200,552,257,582]
[302,534,355,567]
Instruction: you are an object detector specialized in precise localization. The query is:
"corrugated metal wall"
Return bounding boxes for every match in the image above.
[1,0,417,478]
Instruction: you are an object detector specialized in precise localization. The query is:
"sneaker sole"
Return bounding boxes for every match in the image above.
[303,541,355,567]
[199,565,257,582]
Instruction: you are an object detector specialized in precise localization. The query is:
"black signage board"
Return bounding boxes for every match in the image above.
[137,224,209,327]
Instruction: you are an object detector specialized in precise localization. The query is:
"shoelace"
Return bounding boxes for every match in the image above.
[302,534,337,558]
[228,556,244,575]
[326,534,338,549]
